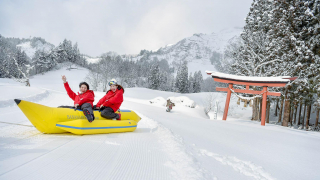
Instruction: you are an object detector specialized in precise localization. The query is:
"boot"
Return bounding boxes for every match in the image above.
[83,109,94,122]
[117,113,121,120]
[112,113,121,121]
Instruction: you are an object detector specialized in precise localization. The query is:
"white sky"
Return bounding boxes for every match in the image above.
[0,0,252,56]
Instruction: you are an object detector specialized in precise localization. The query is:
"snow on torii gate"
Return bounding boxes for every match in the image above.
[206,71,297,126]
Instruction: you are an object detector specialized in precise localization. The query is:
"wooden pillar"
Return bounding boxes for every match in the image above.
[223,83,233,120]
[261,86,268,126]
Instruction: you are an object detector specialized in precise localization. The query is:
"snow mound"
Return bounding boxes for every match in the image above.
[149,97,166,106]
[167,96,196,108]
[148,96,196,108]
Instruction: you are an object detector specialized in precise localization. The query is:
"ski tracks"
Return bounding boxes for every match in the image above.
[199,149,275,180]
[135,110,275,180]
[135,112,213,180]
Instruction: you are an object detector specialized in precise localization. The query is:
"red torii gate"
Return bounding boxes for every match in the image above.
[206,71,297,126]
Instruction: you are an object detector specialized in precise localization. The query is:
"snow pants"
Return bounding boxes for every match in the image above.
[81,103,94,120]
[100,107,119,119]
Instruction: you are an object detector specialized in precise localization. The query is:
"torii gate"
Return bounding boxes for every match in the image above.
[206,71,297,126]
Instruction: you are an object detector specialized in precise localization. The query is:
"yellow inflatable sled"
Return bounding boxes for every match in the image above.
[56,119,138,135]
[14,99,141,135]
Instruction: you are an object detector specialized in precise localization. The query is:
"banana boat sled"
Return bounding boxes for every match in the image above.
[14,99,141,135]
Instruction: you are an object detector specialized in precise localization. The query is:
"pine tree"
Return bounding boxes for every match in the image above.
[193,71,203,93]
[188,73,194,93]
[228,0,275,77]
[175,61,189,93]
[148,63,160,89]
[73,43,81,65]
[159,71,169,91]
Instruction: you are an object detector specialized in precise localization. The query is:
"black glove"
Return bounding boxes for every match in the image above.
[99,106,106,112]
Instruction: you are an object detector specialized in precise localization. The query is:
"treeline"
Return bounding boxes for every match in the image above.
[32,39,87,74]
[86,55,204,93]
[0,35,88,85]
[0,35,32,79]
[225,0,320,129]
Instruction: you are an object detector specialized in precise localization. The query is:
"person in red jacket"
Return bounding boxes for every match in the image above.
[62,75,95,122]
[96,79,124,120]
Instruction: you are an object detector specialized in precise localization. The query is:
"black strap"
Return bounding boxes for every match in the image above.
[58,105,81,110]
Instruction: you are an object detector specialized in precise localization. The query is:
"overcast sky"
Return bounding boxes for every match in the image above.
[0,0,252,56]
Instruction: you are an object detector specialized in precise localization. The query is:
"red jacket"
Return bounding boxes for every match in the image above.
[64,82,95,107]
[96,87,124,112]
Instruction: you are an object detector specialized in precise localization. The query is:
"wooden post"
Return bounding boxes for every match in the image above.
[297,102,302,125]
[282,99,290,127]
[261,86,268,126]
[306,104,311,129]
[275,99,279,116]
[278,96,284,123]
[315,109,319,127]
[293,104,297,124]
[266,100,270,123]
[223,83,233,120]
[302,102,306,129]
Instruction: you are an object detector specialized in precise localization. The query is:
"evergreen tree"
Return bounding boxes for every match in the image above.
[193,71,203,93]
[188,73,194,93]
[175,61,189,93]
[159,71,169,91]
[32,49,57,74]
[229,0,276,77]
[148,63,160,90]
[72,43,81,64]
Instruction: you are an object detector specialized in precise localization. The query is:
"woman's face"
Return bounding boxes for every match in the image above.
[110,84,117,92]
[80,85,88,93]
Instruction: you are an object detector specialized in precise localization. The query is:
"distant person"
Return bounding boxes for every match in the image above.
[61,75,95,122]
[166,99,175,112]
[96,79,124,120]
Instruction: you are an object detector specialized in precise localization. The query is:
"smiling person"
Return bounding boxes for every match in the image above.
[96,79,124,120]
[62,75,95,122]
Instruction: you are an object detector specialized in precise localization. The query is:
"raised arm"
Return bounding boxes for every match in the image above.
[62,75,76,101]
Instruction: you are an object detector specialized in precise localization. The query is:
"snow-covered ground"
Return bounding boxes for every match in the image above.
[1,65,320,180]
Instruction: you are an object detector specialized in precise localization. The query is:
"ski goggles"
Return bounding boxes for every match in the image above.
[108,81,117,86]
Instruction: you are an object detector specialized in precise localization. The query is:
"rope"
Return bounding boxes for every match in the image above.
[0,121,34,127]
[229,87,266,100]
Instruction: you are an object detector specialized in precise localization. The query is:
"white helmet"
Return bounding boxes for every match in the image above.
[108,79,118,86]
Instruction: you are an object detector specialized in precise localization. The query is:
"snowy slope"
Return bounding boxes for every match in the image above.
[1,65,320,180]
[16,40,54,59]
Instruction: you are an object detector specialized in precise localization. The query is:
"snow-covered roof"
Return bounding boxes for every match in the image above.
[206,71,291,83]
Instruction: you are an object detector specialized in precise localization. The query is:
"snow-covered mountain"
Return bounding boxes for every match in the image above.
[11,27,243,77]
[16,37,55,59]
[123,27,243,77]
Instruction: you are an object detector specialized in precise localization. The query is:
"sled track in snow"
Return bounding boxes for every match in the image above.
[0,90,49,108]
[134,112,211,180]
[199,149,275,180]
